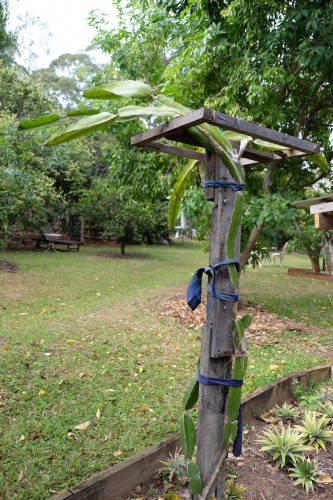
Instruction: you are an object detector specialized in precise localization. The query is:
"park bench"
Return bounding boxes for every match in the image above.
[34,216,83,252]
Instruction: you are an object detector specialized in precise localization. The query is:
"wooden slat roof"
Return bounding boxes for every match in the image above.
[131,107,320,165]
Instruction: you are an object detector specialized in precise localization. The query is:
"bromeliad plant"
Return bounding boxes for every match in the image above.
[295,410,333,452]
[289,457,320,494]
[258,425,313,468]
[273,403,299,422]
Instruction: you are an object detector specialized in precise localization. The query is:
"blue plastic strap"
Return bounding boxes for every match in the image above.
[187,259,240,311]
[197,373,243,387]
[197,372,243,456]
[204,180,244,192]
[207,284,239,303]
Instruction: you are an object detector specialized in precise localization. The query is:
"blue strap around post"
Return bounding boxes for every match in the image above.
[197,372,243,456]
[187,259,240,311]
[204,180,245,192]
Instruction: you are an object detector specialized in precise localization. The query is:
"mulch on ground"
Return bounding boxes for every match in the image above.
[0,260,19,272]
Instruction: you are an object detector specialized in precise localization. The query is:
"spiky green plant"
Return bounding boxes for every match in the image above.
[224,478,245,499]
[295,410,333,452]
[318,400,333,423]
[316,388,333,404]
[157,449,188,484]
[273,403,298,422]
[289,457,320,493]
[258,425,313,468]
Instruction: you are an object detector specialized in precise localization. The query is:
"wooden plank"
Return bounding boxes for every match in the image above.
[204,150,215,200]
[195,155,240,499]
[242,147,281,163]
[49,365,331,500]
[131,107,214,146]
[314,213,333,230]
[293,195,333,208]
[241,365,331,421]
[142,142,206,161]
[310,201,333,215]
[211,110,320,154]
[164,130,203,147]
[287,268,333,281]
[50,433,181,500]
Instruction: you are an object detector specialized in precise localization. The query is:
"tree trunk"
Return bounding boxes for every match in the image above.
[309,254,320,273]
[120,239,125,255]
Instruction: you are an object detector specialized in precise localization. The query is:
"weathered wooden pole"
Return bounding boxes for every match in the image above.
[195,151,241,499]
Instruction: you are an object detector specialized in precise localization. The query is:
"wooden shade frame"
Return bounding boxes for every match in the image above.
[131,107,320,165]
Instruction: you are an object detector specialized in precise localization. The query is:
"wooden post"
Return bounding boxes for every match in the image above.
[195,152,241,499]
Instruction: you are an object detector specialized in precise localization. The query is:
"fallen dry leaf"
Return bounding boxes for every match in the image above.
[38,390,46,395]
[135,404,150,413]
[67,432,78,440]
[269,364,282,371]
[113,450,122,457]
[319,473,333,483]
[17,470,24,481]
[75,421,90,430]
[79,371,85,378]
[30,432,40,440]
[96,408,101,419]
[67,339,77,343]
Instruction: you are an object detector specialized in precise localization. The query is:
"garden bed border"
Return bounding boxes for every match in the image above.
[51,364,331,500]
[288,268,333,281]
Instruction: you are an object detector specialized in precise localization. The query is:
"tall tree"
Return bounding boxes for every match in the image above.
[0,0,16,64]
[90,0,332,263]
[34,53,103,108]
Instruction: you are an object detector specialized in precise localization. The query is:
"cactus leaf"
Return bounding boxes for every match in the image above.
[188,461,202,494]
[240,313,253,329]
[180,413,196,459]
[183,377,199,410]
[226,192,244,288]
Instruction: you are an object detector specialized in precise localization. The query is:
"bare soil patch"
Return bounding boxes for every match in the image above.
[0,259,19,272]
[95,252,148,260]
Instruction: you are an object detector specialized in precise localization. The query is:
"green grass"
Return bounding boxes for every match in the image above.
[0,244,331,499]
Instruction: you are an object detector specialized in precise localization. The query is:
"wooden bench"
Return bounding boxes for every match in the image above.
[35,217,83,252]
[51,238,81,251]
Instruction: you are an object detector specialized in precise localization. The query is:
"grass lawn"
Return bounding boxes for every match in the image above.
[0,243,332,499]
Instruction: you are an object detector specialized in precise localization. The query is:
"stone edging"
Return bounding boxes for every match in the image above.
[50,364,331,500]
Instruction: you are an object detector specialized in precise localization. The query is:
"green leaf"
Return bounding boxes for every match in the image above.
[180,413,195,459]
[253,139,289,151]
[45,112,118,146]
[187,461,202,494]
[118,105,180,118]
[18,114,60,130]
[168,155,203,229]
[183,377,199,410]
[223,130,252,142]
[240,313,253,329]
[307,153,330,173]
[66,109,101,117]
[83,80,153,100]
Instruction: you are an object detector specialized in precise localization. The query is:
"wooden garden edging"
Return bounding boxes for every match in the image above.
[50,364,331,500]
[288,268,333,282]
